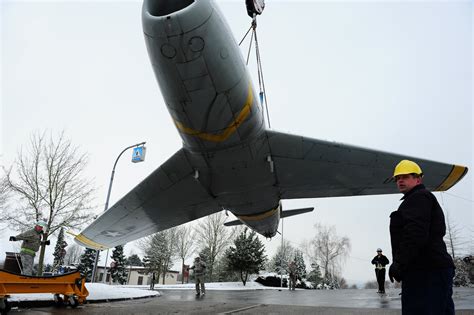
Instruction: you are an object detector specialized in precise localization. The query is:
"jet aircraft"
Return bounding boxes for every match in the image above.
[74,0,468,250]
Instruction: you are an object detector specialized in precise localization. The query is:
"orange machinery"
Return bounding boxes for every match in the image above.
[0,269,89,314]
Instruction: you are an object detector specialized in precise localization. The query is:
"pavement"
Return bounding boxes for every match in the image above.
[4,287,474,314]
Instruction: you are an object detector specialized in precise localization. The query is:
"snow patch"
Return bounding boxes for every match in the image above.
[8,283,159,302]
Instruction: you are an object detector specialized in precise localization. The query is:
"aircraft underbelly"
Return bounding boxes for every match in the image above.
[184,133,280,215]
[143,0,264,151]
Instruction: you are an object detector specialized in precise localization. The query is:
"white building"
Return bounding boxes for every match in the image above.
[96,265,179,285]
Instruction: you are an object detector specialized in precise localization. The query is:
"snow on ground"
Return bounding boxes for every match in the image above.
[8,281,287,302]
[8,283,159,302]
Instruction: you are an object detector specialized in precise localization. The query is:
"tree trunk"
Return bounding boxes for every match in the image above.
[181,259,185,284]
[162,263,167,285]
[37,232,48,275]
[241,270,248,286]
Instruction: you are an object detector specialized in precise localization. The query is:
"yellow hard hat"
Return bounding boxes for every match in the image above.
[393,160,423,177]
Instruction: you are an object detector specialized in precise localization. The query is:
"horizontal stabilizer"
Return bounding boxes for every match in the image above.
[224,207,314,227]
[281,207,314,218]
[224,220,244,226]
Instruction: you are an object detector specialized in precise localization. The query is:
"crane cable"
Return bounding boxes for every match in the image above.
[239,15,272,129]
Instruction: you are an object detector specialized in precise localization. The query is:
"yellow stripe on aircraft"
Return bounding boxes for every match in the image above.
[237,206,279,222]
[174,85,253,142]
[434,165,468,191]
[75,233,109,250]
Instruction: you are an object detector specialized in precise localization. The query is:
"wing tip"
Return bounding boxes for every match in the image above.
[74,233,110,250]
[434,165,468,192]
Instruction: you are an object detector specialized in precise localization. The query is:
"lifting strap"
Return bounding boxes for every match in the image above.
[239,14,272,129]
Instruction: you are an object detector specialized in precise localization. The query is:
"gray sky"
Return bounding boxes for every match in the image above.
[1,0,472,285]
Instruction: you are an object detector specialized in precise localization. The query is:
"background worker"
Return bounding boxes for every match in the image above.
[388,160,455,314]
[188,256,207,296]
[9,221,50,275]
[150,272,156,290]
[288,260,298,290]
[371,248,389,294]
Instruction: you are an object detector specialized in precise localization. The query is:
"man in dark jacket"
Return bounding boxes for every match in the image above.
[371,248,389,294]
[188,256,207,296]
[388,160,455,315]
[288,260,298,291]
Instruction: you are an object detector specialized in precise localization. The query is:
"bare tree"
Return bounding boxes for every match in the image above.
[444,210,468,259]
[142,228,179,284]
[175,224,195,283]
[2,131,95,274]
[304,223,351,281]
[268,239,295,275]
[160,228,179,284]
[64,243,84,266]
[469,226,474,254]
[194,212,236,281]
[0,170,8,212]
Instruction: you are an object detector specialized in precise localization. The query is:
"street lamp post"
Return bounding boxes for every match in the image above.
[91,141,146,283]
[280,217,284,288]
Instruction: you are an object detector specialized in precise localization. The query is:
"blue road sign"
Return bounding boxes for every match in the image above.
[132,146,146,163]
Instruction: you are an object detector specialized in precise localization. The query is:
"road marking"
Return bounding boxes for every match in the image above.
[220,304,265,314]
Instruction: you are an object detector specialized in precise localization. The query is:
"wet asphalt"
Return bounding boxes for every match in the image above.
[7,288,474,314]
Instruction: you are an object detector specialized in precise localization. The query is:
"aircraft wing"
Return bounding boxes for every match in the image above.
[267,130,468,199]
[74,149,220,250]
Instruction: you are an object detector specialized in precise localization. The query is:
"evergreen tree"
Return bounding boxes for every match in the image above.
[142,253,162,284]
[293,249,307,279]
[125,254,143,266]
[143,233,167,284]
[78,248,95,282]
[225,228,267,286]
[269,240,295,275]
[52,227,67,270]
[110,245,128,284]
[198,247,211,265]
[307,263,323,288]
[453,257,471,287]
[215,255,239,282]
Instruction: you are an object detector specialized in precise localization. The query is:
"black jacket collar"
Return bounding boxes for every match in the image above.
[401,184,425,200]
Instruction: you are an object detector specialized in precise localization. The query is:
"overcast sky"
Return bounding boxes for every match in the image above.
[1,0,472,285]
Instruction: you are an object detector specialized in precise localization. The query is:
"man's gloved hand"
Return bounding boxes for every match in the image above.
[9,236,16,241]
[389,262,403,283]
[42,240,51,245]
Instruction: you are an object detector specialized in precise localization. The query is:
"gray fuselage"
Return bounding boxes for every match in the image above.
[142,0,280,237]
